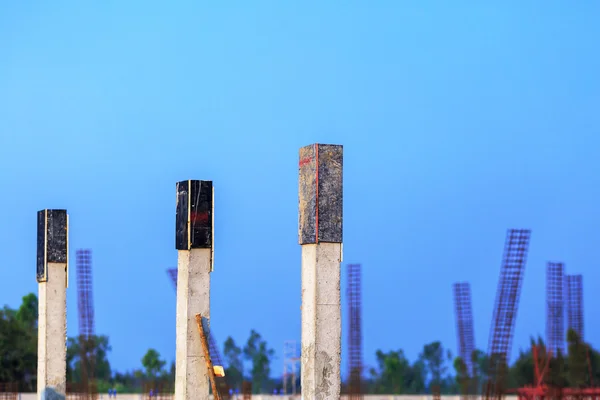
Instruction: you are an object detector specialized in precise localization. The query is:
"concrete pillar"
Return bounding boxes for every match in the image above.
[298,144,343,400]
[174,180,214,400]
[36,209,69,399]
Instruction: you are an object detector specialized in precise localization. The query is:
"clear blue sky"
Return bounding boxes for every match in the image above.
[1,1,599,379]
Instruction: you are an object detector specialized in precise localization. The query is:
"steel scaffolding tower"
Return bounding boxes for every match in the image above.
[347,263,363,400]
[453,281,476,376]
[546,262,565,356]
[76,249,97,399]
[485,229,531,400]
[283,340,300,395]
[566,274,584,340]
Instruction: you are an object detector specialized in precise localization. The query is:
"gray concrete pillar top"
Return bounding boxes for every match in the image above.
[36,209,68,285]
[298,144,343,245]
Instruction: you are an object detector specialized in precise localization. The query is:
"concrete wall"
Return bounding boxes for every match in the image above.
[17,394,519,400]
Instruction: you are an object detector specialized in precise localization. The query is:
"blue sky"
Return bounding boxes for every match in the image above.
[1,1,599,378]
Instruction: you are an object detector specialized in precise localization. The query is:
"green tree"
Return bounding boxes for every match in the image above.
[508,344,535,389]
[66,335,113,384]
[88,335,112,381]
[368,349,426,394]
[141,349,166,379]
[406,358,427,393]
[223,336,244,390]
[243,330,275,394]
[453,356,470,395]
[67,337,80,382]
[567,328,589,388]
[16,293,38,329]
[0,295,39,391]
[113,369,145,393]
[545,343,568,390]
[369,349,409,393]
[419,341,452,390]
[470,349,489,393]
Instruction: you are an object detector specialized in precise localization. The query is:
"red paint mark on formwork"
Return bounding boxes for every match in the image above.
[299,156,312,168]
[191,211,209,224]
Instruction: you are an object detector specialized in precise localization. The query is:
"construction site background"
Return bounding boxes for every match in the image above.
[9,395,520,400]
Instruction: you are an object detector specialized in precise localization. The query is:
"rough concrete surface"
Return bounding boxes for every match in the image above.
[298,144,343,245]
[175,248,211,400]
[301,243,342,400]
[37,263,67,399]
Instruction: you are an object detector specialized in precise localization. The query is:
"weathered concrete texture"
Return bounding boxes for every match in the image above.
[175,248,211,400]
[37,262,67,399]
[298,144,343,245]
[301,243,342,400]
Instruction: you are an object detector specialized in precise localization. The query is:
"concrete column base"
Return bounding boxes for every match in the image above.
[174,249,211,400]
[37,263,67,399]
[301,243,342,400]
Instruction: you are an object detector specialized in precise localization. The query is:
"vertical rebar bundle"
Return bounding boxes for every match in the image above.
[566,274,584,340]
[347,263,363,400]
[283,340,299,395]
[242,381,252,400]
[76,249,96,398]
[546,262,565,356]
[453,281,476,400]
[453,282,476,375]
[66,383,87,400]
[432,384,441,400]
[0,383,18,400]
[485,229,531,400]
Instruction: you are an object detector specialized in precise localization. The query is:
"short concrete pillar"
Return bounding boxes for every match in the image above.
[36,209,69,399]
[298,144,343,400]
[174,180,214,400]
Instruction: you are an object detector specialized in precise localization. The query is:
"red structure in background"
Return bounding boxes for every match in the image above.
[485,229,531,400]
[513,344,600,400]
[546,262,565,356]
[566,274,584,340]
[453,282,476,376]
[167,268,230,399]
[76,249,97,398]
[347,263,363,400]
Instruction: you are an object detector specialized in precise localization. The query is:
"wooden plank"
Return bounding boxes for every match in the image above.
[195,314,221,400]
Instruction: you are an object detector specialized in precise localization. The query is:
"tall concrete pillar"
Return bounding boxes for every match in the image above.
[37,209,69,399]
[299,144,343,400]
[174,180,214,400]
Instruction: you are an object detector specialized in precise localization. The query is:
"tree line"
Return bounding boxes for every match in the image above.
[2,292,600,394]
